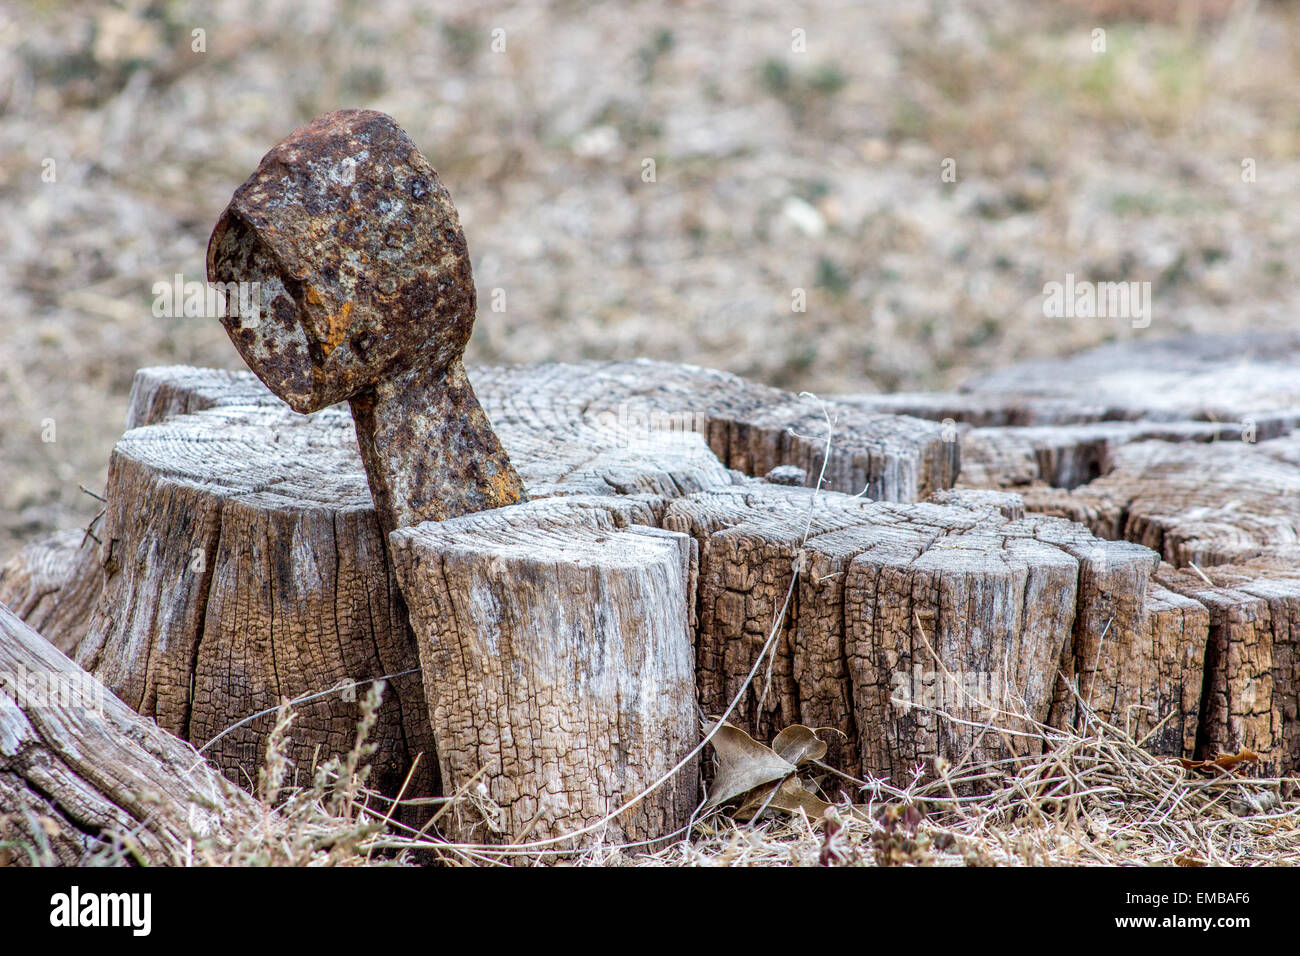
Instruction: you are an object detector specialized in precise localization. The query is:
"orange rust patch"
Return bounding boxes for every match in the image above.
[321,300,354,357]
[486,467,524,507]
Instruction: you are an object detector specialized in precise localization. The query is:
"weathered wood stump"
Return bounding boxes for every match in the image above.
[1021,441,1300,773]
[839,332,1300,774]
[0,602,256,865]
[6,334,1300,846]
[847,331,1300,428]
[391,498,699,844]
[8,360,961,840]
[72,388,438,803]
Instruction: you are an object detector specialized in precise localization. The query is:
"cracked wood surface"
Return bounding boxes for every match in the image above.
[0,529,99,655]
[391,498,698,845]
[0,602,256,865]
[71,396,438,804]
[5,359,956,838]
[849,334,1300,770]
[6,336,1300,846]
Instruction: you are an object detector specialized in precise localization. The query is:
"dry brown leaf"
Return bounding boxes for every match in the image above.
[709,722,870,824]
[771,724,829,767]
[703,721,796,809]
[736,777,834,822]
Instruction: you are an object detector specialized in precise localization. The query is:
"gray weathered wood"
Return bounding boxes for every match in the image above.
[39,360,956,835]
[662,485,1200,780]
[838,332,1300,491]
[1021,435,1300,567]
[15,335,1300,848]
[0,601,256,865]
[1155,559,1300,775]
[391,497,699,845]
[73,398,439,803]
[855,334,1300,772]
[0,530,100,654]
[843,331,1300,430]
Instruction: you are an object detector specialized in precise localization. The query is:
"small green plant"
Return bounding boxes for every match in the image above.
[760,57,792,97]
[816,256,851,297]
[637,27,675,81]
[760,58,849,115]
[808,63,847,97]
[441,20,481,67]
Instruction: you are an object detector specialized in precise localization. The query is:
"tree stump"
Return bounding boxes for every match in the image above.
[0,602,256,865]
[14,360,960,839]
[660,485,1208,778]
[391,498,698,844]
[842,331,1300,489]
[839,332,1300,773]
[983,431,1300,774]
[847,331,1300,429]
[7,335,1300,846]
[73,387,438,803]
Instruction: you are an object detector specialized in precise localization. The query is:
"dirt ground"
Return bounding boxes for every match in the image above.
[2,0,1298,559]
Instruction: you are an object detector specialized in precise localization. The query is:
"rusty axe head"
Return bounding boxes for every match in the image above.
[207,109,525,534]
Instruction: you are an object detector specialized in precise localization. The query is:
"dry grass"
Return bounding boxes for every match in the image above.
[171,677,1299,867]
[654,712,1300,868]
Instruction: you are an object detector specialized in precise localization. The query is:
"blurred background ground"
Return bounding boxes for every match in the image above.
[1,0,1297,559]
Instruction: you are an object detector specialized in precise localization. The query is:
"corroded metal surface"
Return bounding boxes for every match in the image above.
[350,359,525,532]
[207,109,524,531]
[207,109,474,412]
